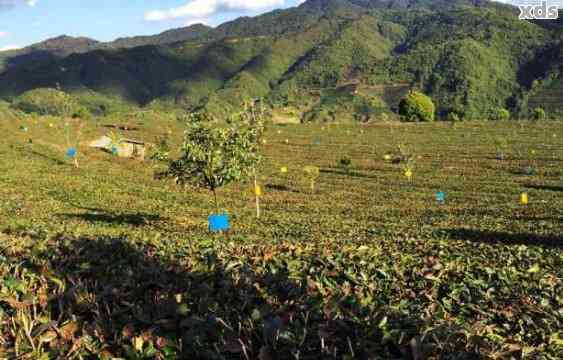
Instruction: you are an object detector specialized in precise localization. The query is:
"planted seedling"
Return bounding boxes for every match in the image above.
[64,120,83,168]
[524,149,538,176]
[401,157,416,182]
[241,100,267,218]
[397,142,414,163]
[107,131,123,156]
[494,136,509,160]
[303,166,320,193]
[339,156,352,174]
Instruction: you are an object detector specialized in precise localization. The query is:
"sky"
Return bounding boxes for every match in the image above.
[0,0,558,51]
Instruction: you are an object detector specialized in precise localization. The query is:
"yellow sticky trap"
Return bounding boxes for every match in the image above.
[531,150,536,155]
[262,139,267,144]
[285,139,289,144]
[255,185,263,197]
[48,123,54,128]
[384,154,392,161]
[280,166,288,174]
[405,170,413,179]
[520,193,529,205]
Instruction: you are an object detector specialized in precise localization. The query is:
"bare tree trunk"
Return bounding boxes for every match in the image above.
[212,188,219,214]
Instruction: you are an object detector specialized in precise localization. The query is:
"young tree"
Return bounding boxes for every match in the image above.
[303,166,320,193]
[167,110,264,214]
[533,107,546,121]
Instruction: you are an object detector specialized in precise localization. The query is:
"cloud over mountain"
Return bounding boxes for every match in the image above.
[145,0,286,22]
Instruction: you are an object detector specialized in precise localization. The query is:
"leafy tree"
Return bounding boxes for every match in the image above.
[167,110,264,213]
[533,107,546,120]
[493,108,510,121]
[398,90,435,122]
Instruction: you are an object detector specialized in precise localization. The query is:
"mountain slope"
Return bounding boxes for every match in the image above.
[0,0,560,120]
[0,24,216,74]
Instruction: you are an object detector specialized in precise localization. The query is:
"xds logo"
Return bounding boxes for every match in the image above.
[519,0,559,20]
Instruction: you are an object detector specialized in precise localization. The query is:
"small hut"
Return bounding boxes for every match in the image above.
[89,136,146,160]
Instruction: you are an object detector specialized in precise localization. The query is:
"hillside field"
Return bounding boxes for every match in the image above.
[0,114,562,358]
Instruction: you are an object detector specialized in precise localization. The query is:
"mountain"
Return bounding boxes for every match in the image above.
[0,0,561,120]
[0,24,216,73]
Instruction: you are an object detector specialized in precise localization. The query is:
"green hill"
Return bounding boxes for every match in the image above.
[0,0,561,120]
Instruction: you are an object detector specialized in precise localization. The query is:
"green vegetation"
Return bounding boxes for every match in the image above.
[494,108,511,121]
[12,88,82,117]
[166,111,263,213]
[533,107,547,120]
[447,112,461,122]
[1,1,562,120]
[0,108,561,358]
[398,90,435,122]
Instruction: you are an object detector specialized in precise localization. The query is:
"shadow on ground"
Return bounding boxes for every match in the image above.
[56,210,164,227]
[264,183,299,193]
[442,228,563,249]
[525,184,563,192]
[1,235,470,359]
[320,168,380,180]
[26,149,67,166]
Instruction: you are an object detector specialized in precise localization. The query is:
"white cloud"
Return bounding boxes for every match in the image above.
[145,0,286,22]
[0,0,38,11]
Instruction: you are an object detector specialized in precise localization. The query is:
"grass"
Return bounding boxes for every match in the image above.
[0,113,562,358]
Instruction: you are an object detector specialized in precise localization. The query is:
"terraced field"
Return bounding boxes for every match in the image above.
[0,114,562,358]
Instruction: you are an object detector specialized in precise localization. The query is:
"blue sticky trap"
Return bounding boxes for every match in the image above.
[111,146,118,156]
[209,214,230,232]
[66,148,77,158]
[436,191,446,203]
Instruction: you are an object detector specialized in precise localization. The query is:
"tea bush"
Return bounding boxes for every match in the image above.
[398,90,435,122]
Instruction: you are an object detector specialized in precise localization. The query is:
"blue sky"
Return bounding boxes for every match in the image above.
[0,0,554,51]
[0,0,306,50]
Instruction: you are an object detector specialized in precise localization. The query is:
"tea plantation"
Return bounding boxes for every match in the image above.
[0,113,562,358]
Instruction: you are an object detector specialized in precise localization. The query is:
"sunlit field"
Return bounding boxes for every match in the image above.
[1,114,562,358]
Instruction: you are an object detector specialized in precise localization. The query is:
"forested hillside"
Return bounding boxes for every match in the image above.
[0,0,561,120]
